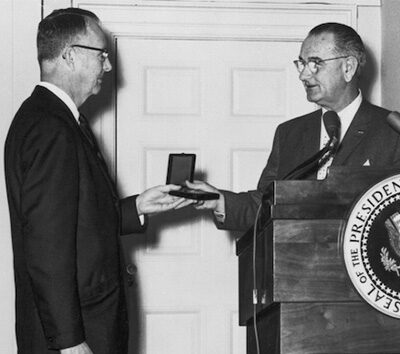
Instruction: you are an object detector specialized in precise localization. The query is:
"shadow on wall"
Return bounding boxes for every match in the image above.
[360,44,377,102]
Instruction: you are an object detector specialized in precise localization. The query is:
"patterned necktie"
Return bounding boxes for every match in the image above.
[317,111,341,179]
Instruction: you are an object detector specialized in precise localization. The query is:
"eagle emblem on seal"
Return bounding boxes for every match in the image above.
[382,212,400,276]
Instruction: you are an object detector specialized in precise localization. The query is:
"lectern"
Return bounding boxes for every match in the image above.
[236,167,400,354]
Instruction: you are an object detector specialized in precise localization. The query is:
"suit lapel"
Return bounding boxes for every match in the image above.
[302,109,322,160]
[284,109,322,179]
[79,125,119,200]
[332,100,370,165]
[33,86,119,200]
[76,115,118,200]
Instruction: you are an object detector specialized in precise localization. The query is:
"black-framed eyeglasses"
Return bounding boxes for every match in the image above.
[293,56,348,74]
[71,44,109,61]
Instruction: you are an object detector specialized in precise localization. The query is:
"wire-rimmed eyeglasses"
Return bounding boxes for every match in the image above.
[71,44,109,61]
[293,56,348,74]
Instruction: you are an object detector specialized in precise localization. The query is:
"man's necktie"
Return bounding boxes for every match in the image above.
[78,114,97,148]
[78,114,118,198]
[317,111,341,179]
[78,113,109,165]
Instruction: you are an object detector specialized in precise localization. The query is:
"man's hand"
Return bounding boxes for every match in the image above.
[185,180,225,212]
[136,185,193,215]
[60,342,93,354]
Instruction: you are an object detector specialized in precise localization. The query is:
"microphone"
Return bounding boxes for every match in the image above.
[323,110,340,151]
[387,111,400,134]
[283,111,340,180]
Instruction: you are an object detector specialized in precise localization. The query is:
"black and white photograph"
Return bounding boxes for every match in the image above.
[2,1,400,353]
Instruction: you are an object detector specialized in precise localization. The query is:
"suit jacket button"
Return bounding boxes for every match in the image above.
[126,264,137,275]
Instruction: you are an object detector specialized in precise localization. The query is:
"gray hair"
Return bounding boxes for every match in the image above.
[37,7,99,64]
[308,22,366,74]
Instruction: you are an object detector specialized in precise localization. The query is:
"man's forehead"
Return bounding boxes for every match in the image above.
[300,32,336,58]
[85,21,107,46]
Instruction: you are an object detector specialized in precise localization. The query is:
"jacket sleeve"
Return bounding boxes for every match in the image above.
[20,121,85,349]
[120,195,147,235]
[218,125,282,231]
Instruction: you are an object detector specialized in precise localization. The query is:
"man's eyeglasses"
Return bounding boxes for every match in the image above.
[71,44,109,61]
[293,56,348,74]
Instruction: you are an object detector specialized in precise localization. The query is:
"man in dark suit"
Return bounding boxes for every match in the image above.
[4,8,187,354]
[186,22,400,231]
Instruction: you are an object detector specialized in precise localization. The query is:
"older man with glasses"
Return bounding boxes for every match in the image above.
[186,22,400,232]
[4,7,188,354]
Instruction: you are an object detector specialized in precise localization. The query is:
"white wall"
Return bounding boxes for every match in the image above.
[0,0,41,352]
[382,0,400,112]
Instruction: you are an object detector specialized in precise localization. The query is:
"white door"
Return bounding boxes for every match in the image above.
[116,37,310,354]
[43,2,360,354]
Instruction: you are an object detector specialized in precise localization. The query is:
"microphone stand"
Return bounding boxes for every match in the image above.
[283,135,339,180]
[260,134,339,210]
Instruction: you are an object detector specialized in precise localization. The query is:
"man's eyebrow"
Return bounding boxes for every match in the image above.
[299,55,322,61]
[297,55,322,61]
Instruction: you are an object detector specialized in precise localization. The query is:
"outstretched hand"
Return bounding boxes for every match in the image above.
[136,184,194,215]
[185,180,224,212]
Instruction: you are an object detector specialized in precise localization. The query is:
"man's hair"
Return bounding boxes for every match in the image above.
[309,22,366,71]
[37,7,99,64]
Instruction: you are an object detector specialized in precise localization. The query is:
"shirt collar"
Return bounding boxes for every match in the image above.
[38,81,80,122]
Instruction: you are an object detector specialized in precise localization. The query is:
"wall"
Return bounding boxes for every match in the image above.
[0,0,41,352]
[382,0,400,111]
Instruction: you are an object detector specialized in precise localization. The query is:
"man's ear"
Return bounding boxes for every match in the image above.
[62,46,76,69]
[343,56,359,82]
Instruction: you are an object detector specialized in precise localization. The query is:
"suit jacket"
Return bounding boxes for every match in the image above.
[4,86,145,353]
[220,100,400,231]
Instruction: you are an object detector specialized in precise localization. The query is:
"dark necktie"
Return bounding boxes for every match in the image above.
[78,114,118,198]
[78,114,97,148]
[78,113,110,165]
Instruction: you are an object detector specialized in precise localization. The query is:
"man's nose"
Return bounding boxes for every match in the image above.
[104,57,112,72]
[299,64,312,81]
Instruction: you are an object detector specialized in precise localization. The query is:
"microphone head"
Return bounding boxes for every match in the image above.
[323,111,341,140]
[387,111,400,134]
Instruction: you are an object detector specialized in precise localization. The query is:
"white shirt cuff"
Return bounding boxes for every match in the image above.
[214,211,225,224]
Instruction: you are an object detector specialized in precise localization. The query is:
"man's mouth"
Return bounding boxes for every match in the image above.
[304,82,318,90]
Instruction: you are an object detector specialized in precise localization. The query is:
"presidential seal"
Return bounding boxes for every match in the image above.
[343,174,400,318]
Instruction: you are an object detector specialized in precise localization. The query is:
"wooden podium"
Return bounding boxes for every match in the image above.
[236,167,400,354]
